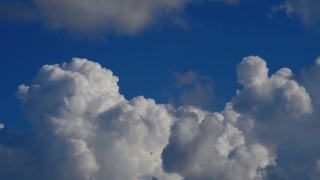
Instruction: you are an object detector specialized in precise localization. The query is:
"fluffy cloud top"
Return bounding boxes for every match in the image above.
[2,56,320,179]
[162,105,274,180]
[10,58,181,180]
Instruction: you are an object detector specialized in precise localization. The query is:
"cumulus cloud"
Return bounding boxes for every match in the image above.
[7,58,182,180]
[223,56,320,179]
[3,55,320,179]
[270,0,320,26]
[162,106,274,180]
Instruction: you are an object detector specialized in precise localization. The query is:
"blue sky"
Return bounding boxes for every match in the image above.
[1,1,320,180]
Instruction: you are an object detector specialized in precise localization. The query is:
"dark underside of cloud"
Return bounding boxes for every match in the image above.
[1,56,320,179]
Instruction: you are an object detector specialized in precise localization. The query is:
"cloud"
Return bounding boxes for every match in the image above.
[0,0,240,36]
[224,56,320,179]
[3,55,320,179]
[163,70,215,109]
[163,55,320,179]
[270,0,320,26]
[0,0,192,36]
[308,160,320,180]
[8,58,182,180]
[162,106,274,180]
[0,1,37,22]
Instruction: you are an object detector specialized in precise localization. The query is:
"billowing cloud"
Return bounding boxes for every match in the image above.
[8,58,182,180]
[162,105,274,180]
[2,55,320,179]
[223,56,320,179]
[271,0,320,26]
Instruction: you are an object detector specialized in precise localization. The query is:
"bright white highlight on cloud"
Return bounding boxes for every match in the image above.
[11,58,181,180]
[1,56,320,179]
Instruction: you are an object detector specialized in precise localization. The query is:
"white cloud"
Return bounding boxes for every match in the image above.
[3,55,320,179]
[34,0,191,35]
[9,58,182,180]
[0,0,192,36]
[0,0,241,36]
[233,56,312,120]
[162,106,274,180]
[0,57,272,180]
[224,56,320,179]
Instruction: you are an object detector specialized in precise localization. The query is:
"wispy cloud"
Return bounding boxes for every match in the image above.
[270,0,320,26]
[163,70,216,110]
[0,0,241,37]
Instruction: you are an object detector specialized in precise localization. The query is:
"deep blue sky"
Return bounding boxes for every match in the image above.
[1,1,320,131]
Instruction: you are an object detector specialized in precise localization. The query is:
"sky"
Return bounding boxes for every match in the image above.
[1,0,320,180]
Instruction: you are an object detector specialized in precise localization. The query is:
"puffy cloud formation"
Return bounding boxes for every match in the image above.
[224,56,320,179]
[2,56,320,179]
[0,0,238,36]
[271,0,320,25]
[8,58,182,180]
[163,106,274,180]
